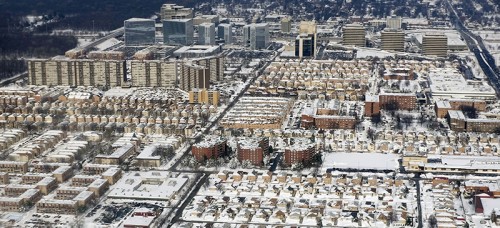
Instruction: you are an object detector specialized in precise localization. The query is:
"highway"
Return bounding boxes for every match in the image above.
[445,0,500,94]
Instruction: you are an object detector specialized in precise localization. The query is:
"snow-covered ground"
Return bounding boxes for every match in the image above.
[323,152,399,171]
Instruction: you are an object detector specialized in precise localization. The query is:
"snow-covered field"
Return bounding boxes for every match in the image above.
[323,152,400,171]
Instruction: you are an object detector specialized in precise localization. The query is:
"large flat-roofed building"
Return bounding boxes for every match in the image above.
[163,19,194,45]
[243,23,270,50]
[160,4,193,20]
[381,29,405,51]
[28,59,125,87]
[198,23,216,45]
[124,18,156,46]
[422,34,448,57]
[407,155,500,174]
[135,145,162,167]
[220,97,293,129]
[95,143,135,165]
[173,45,222,58]
[364,92,417,116]
[343,24,366,47]
[179,63,210,92]
[130,60,177,87]
[107,171,189,201]
[36,199,78,215]
[217,23,232,44]
[192,135,227,161]
[428,68,496,100]
[435,99,487,118]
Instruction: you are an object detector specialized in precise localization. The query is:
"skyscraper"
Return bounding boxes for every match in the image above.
[217,24,232,44]
[198,23,216,45]
[160,4,193,20]
[243,23,270,50]
[124,18,156,46]
[343,24,366,47]
[295,21,317,58]
[163,19,194,46]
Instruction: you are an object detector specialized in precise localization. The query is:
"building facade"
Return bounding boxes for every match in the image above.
[198,23,216,45]
[28,59,125,87]
[179,63,210,91]
[189,89,220,106]
[343,24,366,47]
[284,141,316,166]
[217,24,232,44]
[422,34,448,57]
[243,23,270,50]
[124,18,156,46]
[237,137,270,166]
[192,136,227,161]
[381,30,405,52]
[163,19,194,45]
[160,4,193,20]
[130,60,177,88]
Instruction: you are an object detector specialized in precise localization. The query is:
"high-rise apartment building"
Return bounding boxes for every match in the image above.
[28,59,125,87]
[179,63,210,91]
[193,56,224,82]
[163,19,194,45]
[198,23,216,45]
[243,23,270,50]
[217,24,232,44]
[130,60,177,88]
[124,18,156,46]
[381,29,405,51]
[386,16,402,29]
[422,34,448,57]
[295,21,317,58]
[160,4,193,20]
[343,24,366,47]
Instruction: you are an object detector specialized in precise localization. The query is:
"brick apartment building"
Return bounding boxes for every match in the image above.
[237,137,270,166]
[435,99,487,118]
[365,93,417,117]
[192,136,227,161]
[284,139,316,166]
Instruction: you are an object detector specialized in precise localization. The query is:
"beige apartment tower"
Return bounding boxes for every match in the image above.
[381,29,405,51]
[179,63,210,91]
[189,89,220,106]
[343,24,366,47]
[130,60,177,87]
[28,59,125,87]
[193,56,224,82]
[422,34,448,57]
